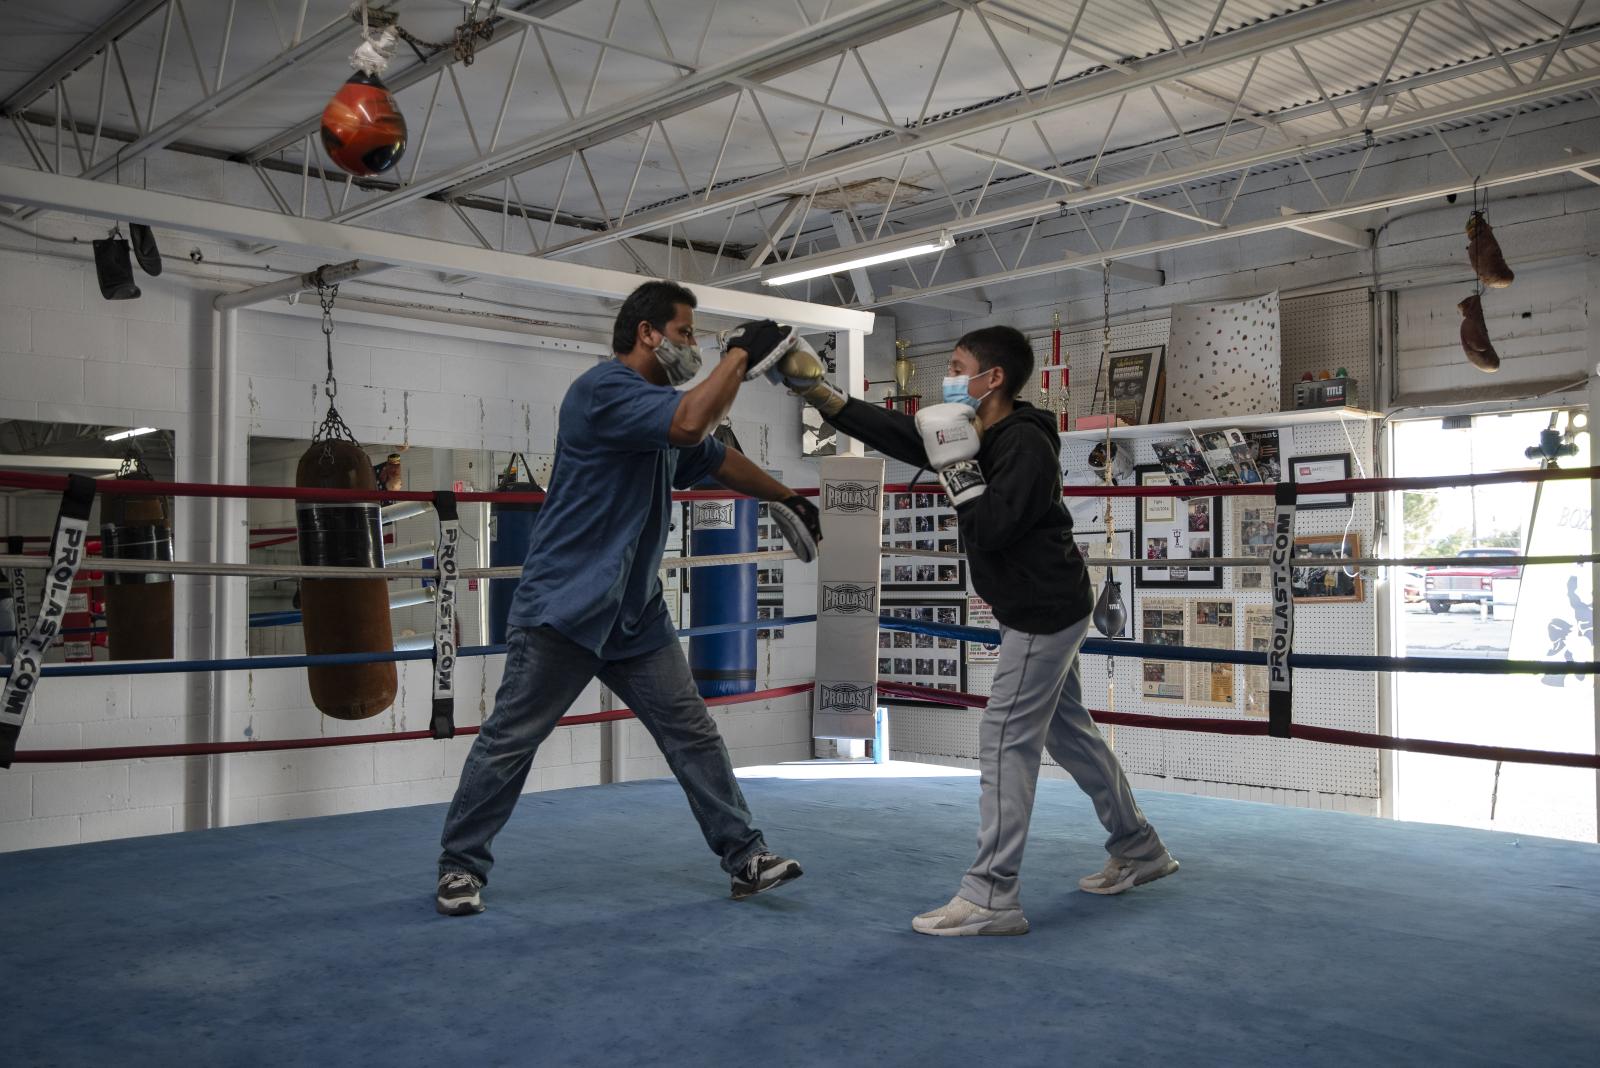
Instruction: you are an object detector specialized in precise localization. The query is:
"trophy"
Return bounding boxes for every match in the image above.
[888,338,920,415]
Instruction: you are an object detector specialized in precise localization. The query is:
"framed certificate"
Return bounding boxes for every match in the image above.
[1089,346,1164,426]
[1133,465,1224,589]
[1289,453,1353,509]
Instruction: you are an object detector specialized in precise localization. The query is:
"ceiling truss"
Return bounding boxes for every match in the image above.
[3,0,1599,310]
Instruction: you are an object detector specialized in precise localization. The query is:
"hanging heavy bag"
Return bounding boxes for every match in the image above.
[488,454,544,645]
[100,456,174,661]
[295,437,397,720]
[321,24,406,177]
[92,233,140,301]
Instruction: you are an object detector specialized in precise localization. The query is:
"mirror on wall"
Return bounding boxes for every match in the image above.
[0,419,177,664]
[246,438,553,661]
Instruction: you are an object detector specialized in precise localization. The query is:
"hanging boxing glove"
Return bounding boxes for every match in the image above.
[1092,573,1127,638]
[1457,294,1501,373]
[1466,211,1514,289]
[915,403,986,507]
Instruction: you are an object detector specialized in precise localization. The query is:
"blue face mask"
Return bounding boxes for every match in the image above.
[941,370,994,409]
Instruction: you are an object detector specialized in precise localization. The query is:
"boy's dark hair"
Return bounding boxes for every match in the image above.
[956,325,1033,398]
[612,280,697,354]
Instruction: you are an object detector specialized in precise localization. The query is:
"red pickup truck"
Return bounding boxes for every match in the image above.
[1424,547,1521,614]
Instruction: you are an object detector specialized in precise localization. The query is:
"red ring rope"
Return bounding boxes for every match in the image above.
[0,464,1592,506]
[3,683,812,764]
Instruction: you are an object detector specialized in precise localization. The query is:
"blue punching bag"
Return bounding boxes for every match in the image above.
[689,425,756,697]
[488,454,544,645]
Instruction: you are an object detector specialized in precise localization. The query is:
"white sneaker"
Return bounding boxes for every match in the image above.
[912,894,1029,937]
[1078,852,1180,895]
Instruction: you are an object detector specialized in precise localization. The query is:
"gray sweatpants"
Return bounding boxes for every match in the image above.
[960,615,1166,910]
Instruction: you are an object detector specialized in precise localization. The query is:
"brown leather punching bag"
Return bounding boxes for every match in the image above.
[295,439,397,720]
[100,465,174,661]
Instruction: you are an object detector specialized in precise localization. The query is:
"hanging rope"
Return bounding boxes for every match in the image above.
[355,1,501,66]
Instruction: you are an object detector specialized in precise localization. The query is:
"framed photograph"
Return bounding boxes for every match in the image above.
[1289,453,1353,510]
[1133,465,1223,589]
[1073,529,1134,640]
[1089,345,1165,426]
[755,599,786,640]
[879,599,967,703]
[880,484,966,592]
[1291,533,1364,603]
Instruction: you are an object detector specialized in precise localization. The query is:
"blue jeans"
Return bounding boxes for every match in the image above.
[439,625,766,882]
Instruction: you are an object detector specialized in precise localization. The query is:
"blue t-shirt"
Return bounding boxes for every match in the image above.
[507,360,726,659]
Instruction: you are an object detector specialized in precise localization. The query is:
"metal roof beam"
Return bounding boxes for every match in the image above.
[712,60,1600,288]
[72,11,355,183]
[240,0,588,164]
[0,163,873,333]
[0,0,169,116]
[530,0,1444,258]
[862,146,1600,309]
[325,0,953,223]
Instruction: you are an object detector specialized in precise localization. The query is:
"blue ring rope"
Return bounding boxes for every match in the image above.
[877,616,1599,676]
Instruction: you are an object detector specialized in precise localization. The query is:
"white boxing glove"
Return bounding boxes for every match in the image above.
[915,402,986,506]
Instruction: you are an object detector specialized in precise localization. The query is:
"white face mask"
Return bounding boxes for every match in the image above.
[653,335,703,386]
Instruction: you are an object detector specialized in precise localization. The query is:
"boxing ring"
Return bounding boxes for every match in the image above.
[1,466,1598,1065]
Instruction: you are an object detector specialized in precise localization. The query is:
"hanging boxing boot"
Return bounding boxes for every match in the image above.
[1466,211,1513,289]
[1457,294,1500,373]
[1091,573,1127,639]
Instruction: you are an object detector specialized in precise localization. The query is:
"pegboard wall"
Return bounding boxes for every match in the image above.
[885,290,1380,801]
[1280,289,1375,411]
[900,317,1174,427]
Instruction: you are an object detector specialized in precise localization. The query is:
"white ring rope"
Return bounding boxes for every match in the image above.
[4,547,1577,581]
[0,548,798,581]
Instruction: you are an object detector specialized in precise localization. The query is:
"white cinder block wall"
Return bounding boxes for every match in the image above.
[0,237,823,852]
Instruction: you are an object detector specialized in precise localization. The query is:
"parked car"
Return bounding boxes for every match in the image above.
[1401,568,1426,603]
[1424,547,1521,613]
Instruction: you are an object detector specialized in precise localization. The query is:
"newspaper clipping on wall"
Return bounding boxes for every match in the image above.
[1140,596,1187,701]
[1231,498,1277,589]
[1243,604,1275,717]
[1187,597,1238,707]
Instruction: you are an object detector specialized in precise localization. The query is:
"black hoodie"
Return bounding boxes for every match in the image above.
[825,398,1093,634]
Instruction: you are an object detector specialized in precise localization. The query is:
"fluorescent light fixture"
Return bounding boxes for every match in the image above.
[103,427,159,442]
[761,231,954,287]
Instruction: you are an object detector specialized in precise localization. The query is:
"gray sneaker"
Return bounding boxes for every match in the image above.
[912,894,1029,937]
[436,871,486,915]
[1078,852,1180,895]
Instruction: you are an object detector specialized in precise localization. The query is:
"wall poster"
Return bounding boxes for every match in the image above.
[1134,465,1223,589]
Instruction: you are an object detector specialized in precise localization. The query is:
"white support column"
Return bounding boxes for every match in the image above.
[1588,252,1600,843]
[838,329,867,457]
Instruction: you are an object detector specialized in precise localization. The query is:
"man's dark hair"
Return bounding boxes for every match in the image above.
[956,325,1033,398]
[612,280,697,354]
